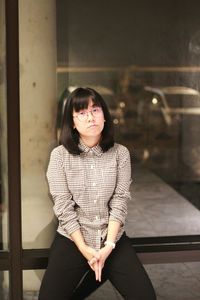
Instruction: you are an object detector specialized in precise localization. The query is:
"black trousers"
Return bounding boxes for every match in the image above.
[38,232,156,300]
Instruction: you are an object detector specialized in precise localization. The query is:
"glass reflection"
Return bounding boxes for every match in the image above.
[0,0,8,250]
[0,271,9,300]
[56,69,200,237]
[56,0,200,238]
[23,270,43,300]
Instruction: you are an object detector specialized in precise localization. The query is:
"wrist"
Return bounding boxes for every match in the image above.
[104,240,116,249]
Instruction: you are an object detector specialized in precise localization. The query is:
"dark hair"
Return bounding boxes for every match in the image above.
[59,87,114,155]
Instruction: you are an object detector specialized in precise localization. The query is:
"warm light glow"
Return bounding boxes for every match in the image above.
[119,101,126,108]
[113,118,119,124]
[152,97,158,104]
[143,149,150,160]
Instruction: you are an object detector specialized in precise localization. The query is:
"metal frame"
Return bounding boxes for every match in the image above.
[0,1,200,300]
[1,236,200,272]
[21,235,200,269]
[4,1,22,299]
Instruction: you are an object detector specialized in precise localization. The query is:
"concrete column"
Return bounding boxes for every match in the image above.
[19,0,57,292]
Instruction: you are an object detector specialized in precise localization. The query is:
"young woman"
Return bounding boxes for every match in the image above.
[39,87,156,300]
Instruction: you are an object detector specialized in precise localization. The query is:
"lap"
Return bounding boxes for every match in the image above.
[39,232,156,300]
[39,232,89,300]
[72,233,156,300]
[48,232,87,269]
[104,233,156,300]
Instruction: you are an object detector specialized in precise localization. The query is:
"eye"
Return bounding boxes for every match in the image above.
[79,110,87,116]
[92,107,99,113]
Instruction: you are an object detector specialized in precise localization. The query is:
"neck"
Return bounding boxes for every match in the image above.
[80,135,101,148]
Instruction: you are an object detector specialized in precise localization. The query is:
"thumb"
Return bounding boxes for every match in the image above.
[92,251,100,260]
[88,257,97,265]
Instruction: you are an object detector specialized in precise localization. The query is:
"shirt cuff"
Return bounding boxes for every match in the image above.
[63,221,81,235]
[109,214,125,226]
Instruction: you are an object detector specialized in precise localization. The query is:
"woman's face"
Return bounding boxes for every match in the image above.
[73,98,105,142]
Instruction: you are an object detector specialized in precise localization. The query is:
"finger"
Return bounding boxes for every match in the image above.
[95,269,98,281]
[94,264,99,281]
[88,262,95,271]
[98,263,102,282]
[89,261,97,275]
[88,257,97,265]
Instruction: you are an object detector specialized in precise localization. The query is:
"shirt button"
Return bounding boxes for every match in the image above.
[94,199,97,203]
[92,182,96,186]
[91,165,94,169]
[96,216,99,220]
[98,230,101,234]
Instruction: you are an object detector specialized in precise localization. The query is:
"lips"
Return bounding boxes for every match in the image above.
[88,124,97,128]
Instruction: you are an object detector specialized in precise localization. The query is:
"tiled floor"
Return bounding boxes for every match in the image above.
[145,262,200,300]
[126,163,200,238]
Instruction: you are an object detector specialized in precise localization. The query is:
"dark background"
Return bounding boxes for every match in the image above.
[56,0,200,210]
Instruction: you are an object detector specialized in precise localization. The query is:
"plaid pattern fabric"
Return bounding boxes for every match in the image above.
[46,141,132,250]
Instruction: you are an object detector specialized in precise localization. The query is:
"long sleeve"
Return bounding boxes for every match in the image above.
[108,146,132,225]
[46,148,80,235]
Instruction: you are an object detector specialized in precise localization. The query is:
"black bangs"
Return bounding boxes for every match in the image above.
[72,96,101,112]
[72,96,91,112]
[71,88,101,112]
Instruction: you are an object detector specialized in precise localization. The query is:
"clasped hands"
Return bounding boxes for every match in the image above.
[80,244,113,282]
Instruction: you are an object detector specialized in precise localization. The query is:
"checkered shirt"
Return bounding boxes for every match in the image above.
[46,141,132,250]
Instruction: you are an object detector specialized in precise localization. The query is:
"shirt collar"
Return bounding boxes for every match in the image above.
[79,139,103,157]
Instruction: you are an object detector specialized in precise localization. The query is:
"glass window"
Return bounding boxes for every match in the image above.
[23,270,43,300]
[0,0,8,251]
[57,0,200,238]
[0,271,9,300]
[20,1,200,251]
[19,3,200,299]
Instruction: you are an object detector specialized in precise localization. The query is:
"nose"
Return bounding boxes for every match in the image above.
[87,111,94,122]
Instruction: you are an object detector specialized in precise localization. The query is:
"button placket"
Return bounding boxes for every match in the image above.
[89,155,96,188]
[94,191,100,204]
